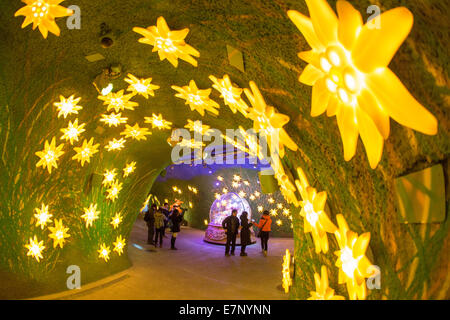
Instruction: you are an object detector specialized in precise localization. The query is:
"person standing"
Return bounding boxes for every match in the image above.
[239,211,253,256]
[160,202,170,237]
[253,210,272,257]
[154,208,166,248]
[169,205,184,250]
[222,209,240,256]
[144,203,157,245]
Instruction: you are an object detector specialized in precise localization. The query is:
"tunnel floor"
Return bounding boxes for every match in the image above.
[35,219,294,300]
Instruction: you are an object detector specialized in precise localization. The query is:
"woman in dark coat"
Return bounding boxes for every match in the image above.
[169,205,184,250]
[240,211,253,256]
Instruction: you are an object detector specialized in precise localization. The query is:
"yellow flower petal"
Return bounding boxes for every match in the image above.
[326,96,339,117]
[305,0,338,45]
[336,0,363,50]
[287,10,324,50]
[357,89,390,139]
[337,105,358,161]
[299,64,323,86]
[311,78,330,117]
[356,108,384,169]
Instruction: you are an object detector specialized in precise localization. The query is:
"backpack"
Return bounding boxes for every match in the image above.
[155,214,165,229]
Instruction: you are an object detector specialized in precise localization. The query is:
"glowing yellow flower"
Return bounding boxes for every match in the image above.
[254,191,261,198]
[144,113,172,130]
[177,139,205,149]
[72,138,99,166]
[120,123,151,141]
[282,208,290,216]
[276,219,282,226]
[133,16,200,67]
[110,213,123,229]
[14,0,74,38]
[81,203,100,228]
[257,206,264,212]
[25,236,45,262]
[184,119,212,136]
[48,218,70,248]
[288,0,437,168]
[124,73,160,99]
[54,95,83,118]
[113,235,126,256]
[60,118,86,145]
[123,162,136,178]
[100,112,128,127]
[269,209,278,216]
[238,190,246,198]
[35,137,65,174]
[244,81,298,158]
[98,243,111,262]
[105,138,126,152]
[102,168,117,187]
[268,197,275,204]
[172,80,220,116]
[308,266,345,300]
[34,203,53,229]
[217,176,224,181]
[106,180,122,202]
[209,74,249,116]
[98,90,139,113]
[334,214,374,300]
[281,249,293,293]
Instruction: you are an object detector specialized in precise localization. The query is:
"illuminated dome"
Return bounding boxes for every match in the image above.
[209,192,251,225]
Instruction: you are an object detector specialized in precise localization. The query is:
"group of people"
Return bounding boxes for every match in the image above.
[222,209,272,257]
[142,202,185,250]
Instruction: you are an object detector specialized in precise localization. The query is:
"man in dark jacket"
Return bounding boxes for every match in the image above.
[144,203,156,245]
[222,209,240,256]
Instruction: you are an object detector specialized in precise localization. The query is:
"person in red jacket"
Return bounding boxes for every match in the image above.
[253,210,272,257]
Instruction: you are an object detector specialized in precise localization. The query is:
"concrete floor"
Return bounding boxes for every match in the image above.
[38,219,294,300]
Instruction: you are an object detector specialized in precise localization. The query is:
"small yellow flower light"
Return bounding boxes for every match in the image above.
[254,191,261,198]
[288,0,437,168]
[172,80,220,116]
[133,16,200,67]
[277,203,284,210]
[105,138,126,152]
[120,123,152,141]
[102,168,117,187]
[270,209,278,216]
[35,137,65,174]
[100,112,128,127]
[282,208,290,216]
[204,219,209,226]
[48,219,70,248]
[249,195,256,201]
[189,202,193,208]
[106,180,123,202]
[177,139,205,149]
[34,203,53,229]
[113,235,126,255]
[60,119,86,145]
[123,161,136,178]
[308,266,345,300]
[81,203,100,228]
[233,175,241,182]
[276,219,282,226]
[110,213,123,229]
[14,0,74,39]
[217,176,224,182]
[72,138,99,166]
[214,193,221,200]
[268,197,275,204]
[231,181,239,188]
[98,243,111,262]
[222,188,228,194]
[185,119,213,136]
[124,73,160,99]
[209,74,249,116]
[191,187,198,194]
[281,249,293,293]
[238,190,246,198]
[144,113,172,130]
[98,90,139,113]
[25,236,45,262]
[257,206,264,212]
[54,95,83,118]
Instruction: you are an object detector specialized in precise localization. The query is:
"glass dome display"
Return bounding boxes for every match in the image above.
[209,192,251,225]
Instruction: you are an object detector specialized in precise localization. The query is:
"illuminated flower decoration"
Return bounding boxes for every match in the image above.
[283,208,290,216]
[120,123,151,141]
[308,266,345,300]
[98,243,111,262]
[14,0,74,38]
[106,180,123,202]
[144,113,172,130]
[110,213,123,229]
[257,206,263,212]
[25,236,45,262]
[209,74,249,116]
[133,16,200,67]
[281,249,293,293]
[244,81,298,158]
[184,119,212,136]
[34,203,53,229]
[172,80,220,116]
[35,137,65,174]
[100,112,128,127]
[48,219,70,248]
[123,161,136,178]
[238,190,246,198]
[276,219,282,226]
[54,95,83,118]
[72,138,99,166]
[98,90,139,113]
[269,209,278,216]
[113,235,126,256]
[124,73,160,99]
[105,138,126,152]
[177,139,205,149]
[81,203,100,228]
[60,118,86,145]
[288,0,437,168]
[334,214,374,300]
[272,158,299,206]
[102,168,117,187]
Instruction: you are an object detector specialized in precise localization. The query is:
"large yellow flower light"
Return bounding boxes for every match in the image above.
[184,119,212,136]
[120,123,151,141]
[25,236,45,262]
[34,203,53,229]
[308,266,345,300]
[133,16,200,67]
[35,137,65,174]
[48,219,70,248]
[102,169,117,187]
[14,0,74,39]
[110,213,123,229]
[144,113,172,130]
[81,203,100,228]
[98,90,139,113]
[72,138,99,166]
[334,214,374,300]
[209,74,249,116]
[100,112,128,127]
[244,81,298,158]
[281,249,293,293]
[106,180,122,202]
[123,161,136,178]
[124,73,160,99]
[172,80,220,116]
[98,243,111,262]
[287,0,438,168]
[113,235,126,256]
[105,138,126,152]
[54,95,83,118]
[60,118,86,145]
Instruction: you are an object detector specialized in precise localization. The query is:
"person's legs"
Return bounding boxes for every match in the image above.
[240,244,247,256]
[158,228,163,247]
[171,232,178,250]
[147,225,154,244]
[225,234,231,255]
[154,228,159,246]
[230,233,237,255]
